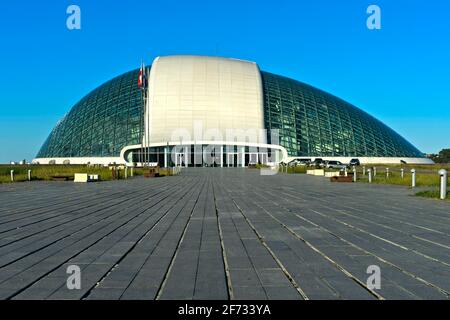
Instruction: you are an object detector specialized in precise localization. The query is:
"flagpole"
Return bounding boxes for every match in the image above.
[143,63,146,167]
[147,65,150,167]
[141,62,144,167]
[145,64,149,167]
[140,61,144,167]
[139,62,150,168]
[139,61,147,167]
[143,62,146,167]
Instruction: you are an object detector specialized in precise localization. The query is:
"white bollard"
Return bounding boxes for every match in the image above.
[368,168,372,183]
[130,167,134,177]
[411,169,416,188]
[363,166,366,176]
[125,167,128,179]
[28,169,31,181]
[401,168,404,179]
[386,168,390,179]
[10,170,14,182]
[439,169,447,200]
[353,167,357,182]
[373,167,377,177]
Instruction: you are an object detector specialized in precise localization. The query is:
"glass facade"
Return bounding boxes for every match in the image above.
[37,69,146,158]
[261,71,423,157]
[37,67,424,160]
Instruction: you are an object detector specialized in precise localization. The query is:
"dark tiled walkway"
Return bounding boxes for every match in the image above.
[0,168,449,300]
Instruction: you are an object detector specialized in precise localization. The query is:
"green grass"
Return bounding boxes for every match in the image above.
[352,163,449,186]
[357,170,448,187]
[416,190,450,200]
[362,163,450,171]
[0,165,164,183]
[354,166,449,200]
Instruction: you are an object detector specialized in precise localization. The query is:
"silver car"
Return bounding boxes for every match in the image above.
[325,160,347,170]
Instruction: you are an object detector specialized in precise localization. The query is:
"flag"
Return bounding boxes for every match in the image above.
[138,62,146,89]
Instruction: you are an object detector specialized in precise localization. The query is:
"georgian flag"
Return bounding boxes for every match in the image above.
[138,62,146,88]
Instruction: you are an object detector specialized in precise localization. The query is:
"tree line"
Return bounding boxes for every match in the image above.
[429,148,450,163]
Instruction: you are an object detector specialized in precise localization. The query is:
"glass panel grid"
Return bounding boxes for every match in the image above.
[261,71,423,158]
[37,68,147,158]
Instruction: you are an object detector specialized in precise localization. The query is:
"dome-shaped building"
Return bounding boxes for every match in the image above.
[34,55,431,166]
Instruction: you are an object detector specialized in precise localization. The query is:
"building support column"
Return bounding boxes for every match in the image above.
[184,147,188,168]
[164,146,168,168]
[241,146,245,168]
[220,146,223,168]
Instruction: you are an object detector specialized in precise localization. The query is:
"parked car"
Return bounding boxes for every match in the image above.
[299,158,312,165]
[349,158,360,166]
[288,158,311,166]
[325,160,347,170]
[311,158,325,167]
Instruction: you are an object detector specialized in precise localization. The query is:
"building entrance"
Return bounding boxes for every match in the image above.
[226,153,239,167]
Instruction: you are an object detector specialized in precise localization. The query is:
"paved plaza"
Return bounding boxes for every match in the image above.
[0,168,449,300]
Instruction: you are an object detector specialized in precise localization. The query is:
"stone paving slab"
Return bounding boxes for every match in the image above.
[0,168,449,300]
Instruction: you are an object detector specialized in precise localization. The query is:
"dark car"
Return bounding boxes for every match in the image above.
[349,158,360,166]
[312,158,324,167]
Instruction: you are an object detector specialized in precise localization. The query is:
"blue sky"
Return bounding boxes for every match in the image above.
[0,0,449,163]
